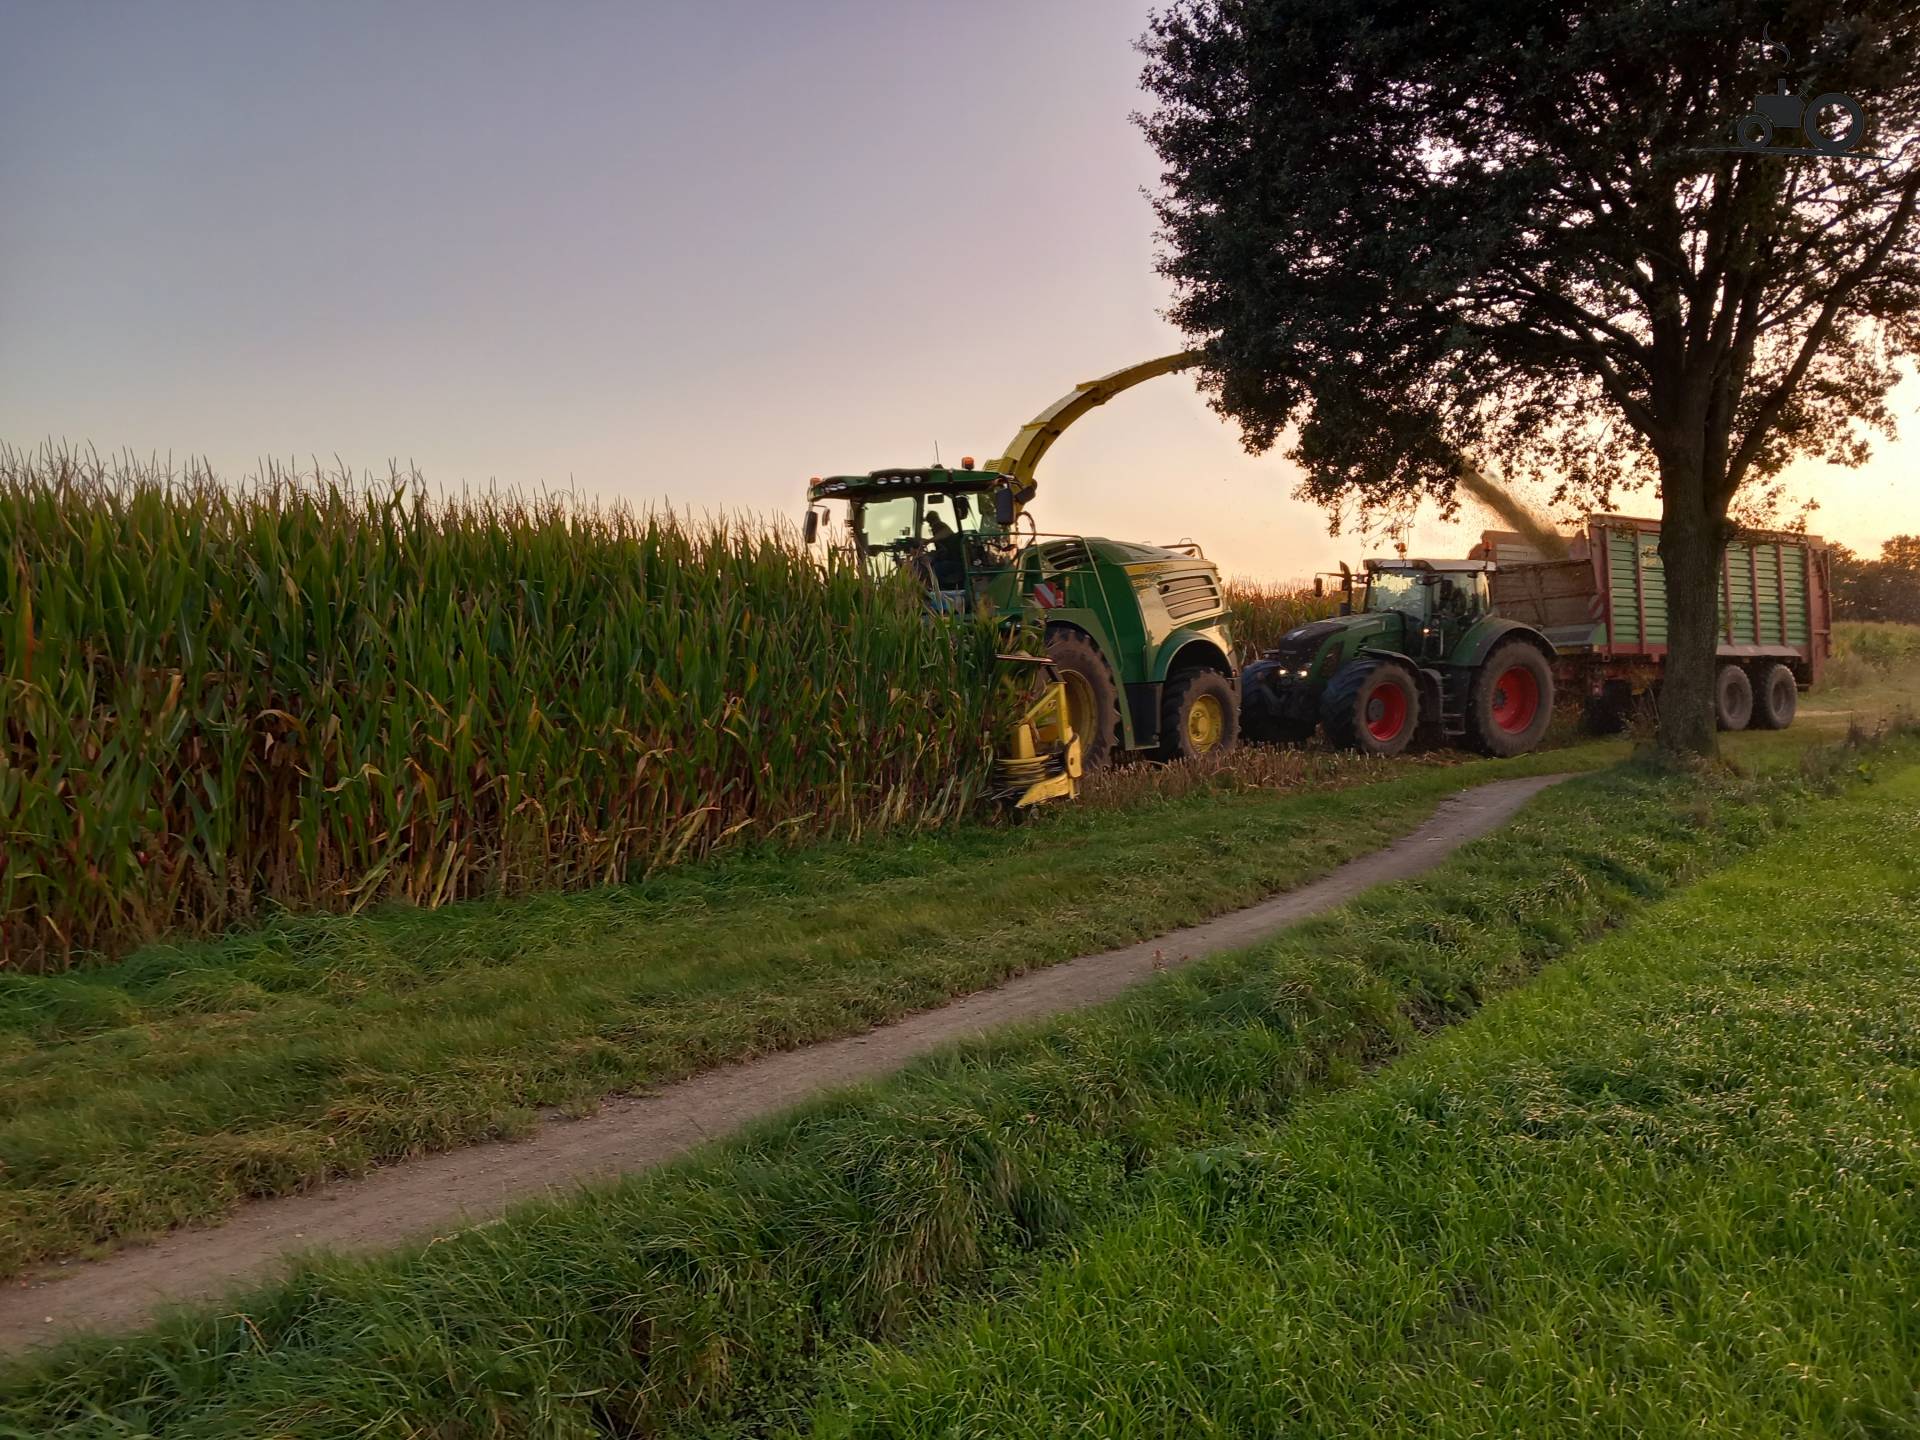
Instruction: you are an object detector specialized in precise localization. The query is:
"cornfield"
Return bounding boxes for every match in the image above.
[1222,578,1340,657]
[0,448,1009,970]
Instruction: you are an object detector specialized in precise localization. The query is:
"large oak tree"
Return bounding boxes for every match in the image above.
[1139,0,1920,754]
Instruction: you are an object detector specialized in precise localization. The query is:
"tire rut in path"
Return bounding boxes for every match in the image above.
[0,772,1571,1352]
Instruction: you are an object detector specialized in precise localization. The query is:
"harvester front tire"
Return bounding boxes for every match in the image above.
[1714,663,1754,732]
[1045,629,1121,769]
[1466,641,1554,757]
[1749,663,1799,730]
[1322,658,1420,757]
[1158,669,1239,762]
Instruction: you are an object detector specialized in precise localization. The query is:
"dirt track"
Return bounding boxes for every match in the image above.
[0,772,1570,1353]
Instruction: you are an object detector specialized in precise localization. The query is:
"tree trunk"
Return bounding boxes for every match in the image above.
[1655,502,1726,760]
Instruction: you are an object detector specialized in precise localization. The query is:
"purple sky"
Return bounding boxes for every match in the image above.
[3,0,1913,577]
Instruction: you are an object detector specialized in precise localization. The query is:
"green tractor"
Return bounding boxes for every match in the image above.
[804,356,1240,802]
[1240,558,1556,758]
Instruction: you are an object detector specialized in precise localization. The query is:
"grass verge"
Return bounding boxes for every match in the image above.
[808,756,1920,1438]
[2,735,1898,1436]
[0,742,1610,1275]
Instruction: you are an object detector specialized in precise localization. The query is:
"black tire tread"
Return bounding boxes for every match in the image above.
[1158,669,1240,762]
[1714,662,1754,732]
[1044,629,1121,769]
[1466,641,1555,757]
[1749,662,1799,730]
[1322,657,1419,756]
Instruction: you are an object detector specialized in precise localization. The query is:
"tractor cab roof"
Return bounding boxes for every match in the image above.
[1363,557,1493,575]
[808,467,1008,503]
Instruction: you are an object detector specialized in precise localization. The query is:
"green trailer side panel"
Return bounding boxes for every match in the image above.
[1606,528,1640,646]
[1724,543,1755,642]
[1560,515,1824,666]
[1758,547,1772,643]
[1785,546,1809,644]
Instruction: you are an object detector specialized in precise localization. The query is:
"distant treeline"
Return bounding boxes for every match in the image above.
[1832,535,1920,624]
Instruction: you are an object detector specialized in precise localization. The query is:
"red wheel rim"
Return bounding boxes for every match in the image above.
[1491,665,1540,733]
[1365,681,1409,741]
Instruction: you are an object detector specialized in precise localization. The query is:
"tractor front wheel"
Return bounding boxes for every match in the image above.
[1158,670,1239,762]
[1467,642,1554,757]
[1045,629,1121,769]
[1322,658,1420,757]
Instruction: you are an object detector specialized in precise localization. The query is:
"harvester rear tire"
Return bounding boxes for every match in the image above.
[1714,663,1754,732]
[1749,663,1798,730]
[1322,657,1420,757]
[1466,641,1555,757]
[1045,629,1121,769]
[1157,669,1240,762]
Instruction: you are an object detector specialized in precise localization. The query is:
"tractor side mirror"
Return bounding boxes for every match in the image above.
[993,488,1016,527]
[1313,576,1325,597]
[802,509,820,545]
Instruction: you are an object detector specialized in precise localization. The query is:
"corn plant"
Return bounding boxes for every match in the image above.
[0,447,1008,969]
[1223,578,1340,658]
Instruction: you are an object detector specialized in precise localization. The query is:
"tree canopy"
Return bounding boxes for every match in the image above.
[1139,0,1920,751]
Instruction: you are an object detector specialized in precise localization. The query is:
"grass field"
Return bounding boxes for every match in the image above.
[4,635,1913,1281]
[3,733,1901,1436]
[808,759,1920,1438]
[0,743,1613,1275]
[1815,620,1920,717]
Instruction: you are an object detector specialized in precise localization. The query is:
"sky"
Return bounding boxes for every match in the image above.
[3,0,1915,581]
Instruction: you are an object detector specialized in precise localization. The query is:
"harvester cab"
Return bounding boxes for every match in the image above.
[803,352,1241,806]
[1241,557,1556,761]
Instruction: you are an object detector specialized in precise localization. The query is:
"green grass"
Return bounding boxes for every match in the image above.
[1818,620,1920,711]
[804,759,1920,1439]
[1,735,1887,1437]
[0,742,1614,1275]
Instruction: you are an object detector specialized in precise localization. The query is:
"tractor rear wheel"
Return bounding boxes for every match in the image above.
[1467,641,1554,757]
[1714,663,1754,731]
[1045,629,1121,769]
[1322,657,1420,757]
[1749,663,1799,730]
[1158,669,1239,762]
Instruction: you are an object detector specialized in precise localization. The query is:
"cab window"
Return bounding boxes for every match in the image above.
[1431,572,1486,621]
[848,495,912,575]
[920,492,986,540]
[1364,570,1428,618]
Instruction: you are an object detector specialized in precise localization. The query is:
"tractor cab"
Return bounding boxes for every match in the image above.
[805,464,1022,613]
[1362,559,1493,656]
